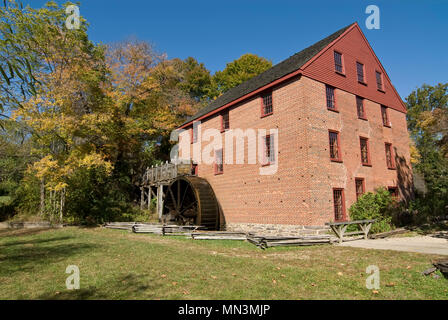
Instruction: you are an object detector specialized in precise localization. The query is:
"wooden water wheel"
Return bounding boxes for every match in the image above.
[162,176,219,229]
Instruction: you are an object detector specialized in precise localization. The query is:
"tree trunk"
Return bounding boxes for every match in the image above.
[60,188,65,223]
[40,178,45,216]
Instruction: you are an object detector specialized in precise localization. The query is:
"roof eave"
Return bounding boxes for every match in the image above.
[178,69,304,130]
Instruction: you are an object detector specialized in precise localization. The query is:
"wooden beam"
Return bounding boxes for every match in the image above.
[140,187,144,210]
[157,185,164,220]
[147,187,151,211]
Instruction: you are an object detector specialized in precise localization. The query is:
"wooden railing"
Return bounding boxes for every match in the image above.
[326,219,376,243]
[142,161,191,185]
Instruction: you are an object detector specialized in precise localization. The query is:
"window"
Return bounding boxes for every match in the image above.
[360,137,370,165]
[329,131,341,162]
[385,143,395,169]
[376,71,384,91]
[333,188,346,221]
[356,62,365,83]
[214,149,223,174]
[191,163,198,176]
[334,51,344,73]
[388,187,398,198]
[192,122,199,143]
[263,134,275,165]
[221,110,229,132]
[326,85,336,110]
[356,96,366,119]
[355,178,365,201]
[381,105,390,127]
[261,92,273,116]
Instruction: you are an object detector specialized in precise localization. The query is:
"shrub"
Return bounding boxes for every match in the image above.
[348,187,396,233]
[64,166,135,225]
[407,191,448,225]
[14,175,41,216]
[0,196,14,221]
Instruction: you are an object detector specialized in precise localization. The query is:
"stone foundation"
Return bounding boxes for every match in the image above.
[224,222,330,237]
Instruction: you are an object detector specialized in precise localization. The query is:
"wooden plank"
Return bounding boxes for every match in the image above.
[192,236,247,240]
[326,219,376,226]
[344,231,365,236]
[369,228,407,239]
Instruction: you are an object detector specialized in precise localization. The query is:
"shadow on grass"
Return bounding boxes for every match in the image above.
[37,273,156,300]
[0,236,74,247]
[0,228,53,238]
[0,242,99,277]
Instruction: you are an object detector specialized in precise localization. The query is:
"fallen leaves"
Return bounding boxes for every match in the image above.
[386,282,395,287]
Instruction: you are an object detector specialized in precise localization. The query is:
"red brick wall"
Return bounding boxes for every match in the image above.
[302,24,406,114]
[178,74,412,227]
[299,76,412,226]
[177,25,412,227]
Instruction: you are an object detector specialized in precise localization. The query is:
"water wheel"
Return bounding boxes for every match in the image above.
[162,176,219,229]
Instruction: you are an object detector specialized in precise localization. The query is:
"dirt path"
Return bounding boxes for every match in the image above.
[339,234,448,255]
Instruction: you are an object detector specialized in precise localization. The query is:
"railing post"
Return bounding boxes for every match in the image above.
[140,187,144,210]
[148,187,151,211]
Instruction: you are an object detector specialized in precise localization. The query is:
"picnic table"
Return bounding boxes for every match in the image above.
[326,219,376,243]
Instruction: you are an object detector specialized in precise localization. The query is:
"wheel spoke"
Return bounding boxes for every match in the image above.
[179,200,197,215]
[180,183,190,209]
[177,180,181,210]
[168,187,178,212]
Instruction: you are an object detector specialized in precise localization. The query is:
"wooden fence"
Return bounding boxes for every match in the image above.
[142,161,191,185]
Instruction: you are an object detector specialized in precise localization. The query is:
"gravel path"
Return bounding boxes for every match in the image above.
[339,234,448,255]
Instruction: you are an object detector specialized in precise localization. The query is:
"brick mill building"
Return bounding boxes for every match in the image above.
[169,22,413,235]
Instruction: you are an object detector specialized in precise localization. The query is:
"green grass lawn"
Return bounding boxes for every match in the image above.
[0,227,446,299]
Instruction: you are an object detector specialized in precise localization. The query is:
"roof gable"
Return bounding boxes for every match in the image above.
[179,22,406,128]
[301,24,406,113]
[180,23,355,127]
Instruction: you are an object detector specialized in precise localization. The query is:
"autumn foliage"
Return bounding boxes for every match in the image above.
[0,1,272,223]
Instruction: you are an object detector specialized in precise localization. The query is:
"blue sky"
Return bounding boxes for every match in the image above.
[26,0,447,100]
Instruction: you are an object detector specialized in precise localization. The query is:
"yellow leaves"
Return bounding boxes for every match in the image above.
[32,155,59,179]
[77,153,113,173]
[53,182,68,192]
[409,141,421,165]
[29,152,113,192]
[419,110,436,130]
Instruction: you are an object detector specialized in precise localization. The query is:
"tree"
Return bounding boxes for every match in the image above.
[177,57,213,101]
[407,83,448,157]
[3,1,112,221]
[211,53,272,98]
[0,0,40,118]
[0,1,274,223]
[406,83,448,217]
[104,40,204,181]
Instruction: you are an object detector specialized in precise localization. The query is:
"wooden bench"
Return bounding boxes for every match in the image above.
[326,219,376,243]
